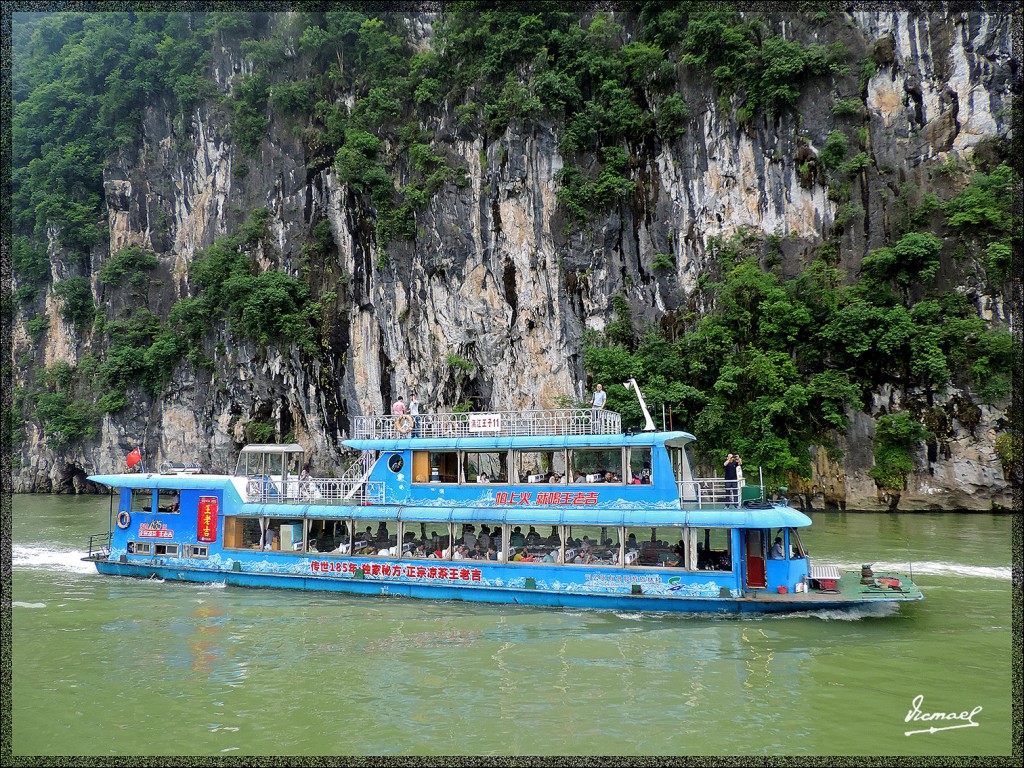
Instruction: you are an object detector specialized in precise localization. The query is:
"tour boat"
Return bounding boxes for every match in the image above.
[84,386,923,614]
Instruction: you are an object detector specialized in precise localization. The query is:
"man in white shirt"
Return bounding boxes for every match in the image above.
[592,384,606,410]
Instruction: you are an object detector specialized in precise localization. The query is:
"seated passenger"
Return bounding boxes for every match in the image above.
[510,527,526,547]
[696,542,712,570]
[478,472,490,483]
[770,537,785,559]
[486,544,498,560]
[513,547,535,562]
[542,550,559,563]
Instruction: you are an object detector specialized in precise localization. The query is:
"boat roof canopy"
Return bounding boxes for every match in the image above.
[239,443,304,454]
[343,431,695,452]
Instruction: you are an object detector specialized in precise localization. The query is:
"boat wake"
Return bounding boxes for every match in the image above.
[12,544,96,574]
[780,602,903,621]
[12,602,48,609]
[194,581,227,589]
[824,560,1010,580]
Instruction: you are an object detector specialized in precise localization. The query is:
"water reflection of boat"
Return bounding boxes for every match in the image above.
[85,397,922,614]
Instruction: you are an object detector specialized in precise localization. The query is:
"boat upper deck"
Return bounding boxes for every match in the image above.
[351,408,622,441]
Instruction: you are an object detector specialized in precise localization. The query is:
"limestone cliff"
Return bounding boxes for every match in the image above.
[10,8,1018,510]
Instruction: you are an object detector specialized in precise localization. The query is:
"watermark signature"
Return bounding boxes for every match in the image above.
[904,694,983,736]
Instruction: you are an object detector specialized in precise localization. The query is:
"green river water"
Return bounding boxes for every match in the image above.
[8,494,1015,757]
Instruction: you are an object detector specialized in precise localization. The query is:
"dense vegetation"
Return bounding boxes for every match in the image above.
[9,8,1017,496]
[583,160,1016,486]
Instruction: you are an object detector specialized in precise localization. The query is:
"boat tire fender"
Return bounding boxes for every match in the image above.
[395,414,415,435]
[116,510,131,529]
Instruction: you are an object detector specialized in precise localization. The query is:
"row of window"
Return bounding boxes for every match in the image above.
[130,489,181,513]
[407,447,654,485]
[222,516,744,571]
[126,541,208,558]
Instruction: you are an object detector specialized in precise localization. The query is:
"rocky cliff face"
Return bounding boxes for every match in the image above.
[12,9,1017,510]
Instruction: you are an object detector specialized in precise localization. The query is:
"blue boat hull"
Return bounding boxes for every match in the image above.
[91,559,917,615]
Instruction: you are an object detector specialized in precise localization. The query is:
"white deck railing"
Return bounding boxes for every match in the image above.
[246,477,386,505]
[678,479,749,508]
[351,408,621,440]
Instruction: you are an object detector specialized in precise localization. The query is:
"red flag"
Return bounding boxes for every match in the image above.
[127,448,142,468]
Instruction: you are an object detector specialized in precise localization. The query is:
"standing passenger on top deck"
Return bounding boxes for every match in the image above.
[392,396,405,415]
[591,384,606,410]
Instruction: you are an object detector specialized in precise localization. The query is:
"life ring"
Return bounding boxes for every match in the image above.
[116,510,131,530]
[395,414,415,435]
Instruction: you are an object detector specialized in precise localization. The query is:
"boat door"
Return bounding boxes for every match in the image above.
[745,529,767,589]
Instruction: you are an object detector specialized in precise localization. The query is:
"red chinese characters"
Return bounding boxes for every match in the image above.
[197,496,219,543]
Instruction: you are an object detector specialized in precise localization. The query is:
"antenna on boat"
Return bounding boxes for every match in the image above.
[623,378,657,432]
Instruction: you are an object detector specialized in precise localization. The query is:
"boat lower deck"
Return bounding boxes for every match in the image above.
[745,569,923,603]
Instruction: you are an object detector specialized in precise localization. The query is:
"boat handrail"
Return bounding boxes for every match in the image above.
[87,530,112,558]
[245,476,386,505]
[351,408,622,440]
[677,478,747,508]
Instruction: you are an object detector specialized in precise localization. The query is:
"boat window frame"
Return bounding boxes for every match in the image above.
[129,489,154,513]
[411,450,460,484]
[514,449,567,484]
[127,541,152,555]
[626,446,653,485]
[156,489,180,513]
[187,544,209,559]
[560,524,622,567]
[567,447,625,484]
[462,450,510,484]
[154,542,179,557]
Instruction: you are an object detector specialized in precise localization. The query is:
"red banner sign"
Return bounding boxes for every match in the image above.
[197,496,218,543]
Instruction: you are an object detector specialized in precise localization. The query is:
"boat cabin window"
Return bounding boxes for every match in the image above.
[624,526,686,567]
[463,451,508,483]
[308,519,353,554]
[157,489,180,513]
[353,520,399,556]
[694,528,732,571]
[130,489,153,513]
[126,541,152,555]
[412,451,458,483]
[627,447,652,484]
[789,528,807,558]
[222,517,272,550]
[187,545,209,559]
[234,445,305,479]
[516,450,566,483]
[563,525,620,566]
[772,528,807,560]
[668,445,696,501]
[569,448,623,484]
[154,543,179,557]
